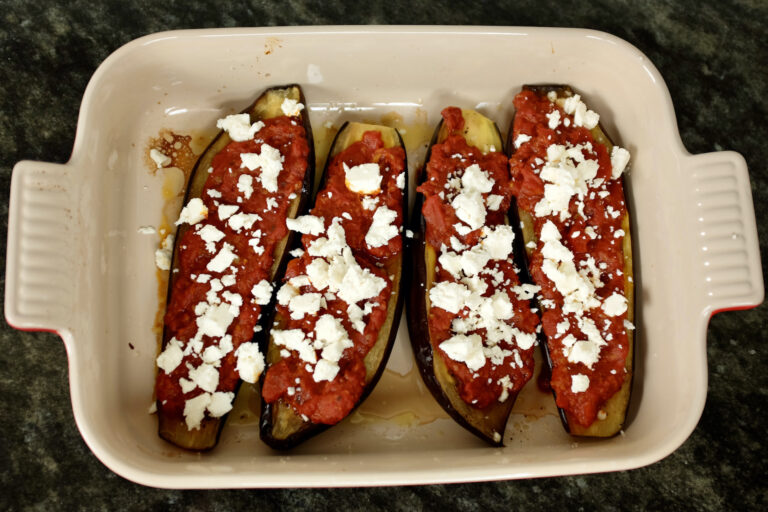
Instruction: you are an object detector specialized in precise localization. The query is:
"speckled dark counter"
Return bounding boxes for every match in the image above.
[1,1,766,510]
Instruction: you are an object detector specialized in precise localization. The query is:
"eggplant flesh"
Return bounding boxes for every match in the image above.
[507,85,634,437]
[157,85,315,451]
[407,109,530,446]
[260,122,407,450]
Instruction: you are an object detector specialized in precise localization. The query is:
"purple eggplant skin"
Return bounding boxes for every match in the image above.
[259,122,408,450]
[406,111,534,447]
[156,84,315,451]
[506,84,635,437]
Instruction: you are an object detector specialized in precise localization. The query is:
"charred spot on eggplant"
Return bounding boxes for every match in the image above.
[407,109,537,446]
[506,85,634,438]
[156,85,315,451]
[259,122,408,450]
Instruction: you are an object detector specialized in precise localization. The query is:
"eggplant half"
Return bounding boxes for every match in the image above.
[260,122,407,449]
[407,109,534,446]
[157,85,315,450]
[507,85,634,437]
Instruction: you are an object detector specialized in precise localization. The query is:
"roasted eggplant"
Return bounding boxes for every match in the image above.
[407,108,539,446]
[155,85,315,450]
[507,85,634,437]
[260,122,407,449]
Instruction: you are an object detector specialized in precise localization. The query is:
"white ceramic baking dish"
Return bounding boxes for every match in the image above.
[5,26,763,488]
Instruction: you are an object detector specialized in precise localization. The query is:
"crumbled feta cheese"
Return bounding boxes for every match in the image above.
[486,194,503,211]
[365,206,398,248]
[183,393,211,430]
[312,359,340,382]
[196,301,238,338]
[228,212,261,232]
[571,374,590,393]
[546,109,561,129]
[251,280,273,305]
[137,225,156,235]
[344,162,381,194]
[217,204,239,221]
[237,174,254,199]
[561,94,600,129]
[602,292,628,317]
[206,243,237,273]
[510,283,541,301]
[429,281,470,314]
[452,191,486,230]
[288,292,323,319]
[439,334,485,371]
[514,134,531,149]
[156,337,183,374]
[361,196,378,210]
[241,144,284,193]
[286,215,325,235]
[188,362,219,393]
[198,224,225,252]
[280,98,305,117]
[610,146,631,179]
[176,198,208,226]
[150,149,171,168]
[207,391,235,417]
[461,164,494,193]
[154,234,174,270]
[216,113,264,142]
[235,342,265,383]
[396,173,406,189]
[272,329,316,363]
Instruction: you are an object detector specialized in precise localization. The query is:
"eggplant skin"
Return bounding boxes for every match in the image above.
[259,122,408,450]
[406,111,532,447]
[156,84,315,451]
[506,85,635,437]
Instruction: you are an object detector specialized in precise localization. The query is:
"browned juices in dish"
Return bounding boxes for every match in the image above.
[408,107,539,445]
[508,87,633,434]
[154,86,313,450]
[260,123,406,448]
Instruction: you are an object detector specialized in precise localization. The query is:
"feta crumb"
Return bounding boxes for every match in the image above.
[281,98,305,117]
[251,280,273,305]
[571,374,590,393]
[216,113,264,142]
[602,292,628,317]
[365,206,398,248]
[150,149,171,168]
[175,198,208,226]
[206,243,237,273]
[241,144,284,193]
[154,234,174,270]
[286,215,325,235]
[610,146,631,179]
[344,162,381,194]
[235,342,265,383]
[156,337,183,374]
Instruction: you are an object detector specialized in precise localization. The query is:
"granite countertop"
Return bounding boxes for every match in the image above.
[1,1,766,510]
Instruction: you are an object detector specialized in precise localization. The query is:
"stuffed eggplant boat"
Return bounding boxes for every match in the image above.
[507,85,634,437]
[260,122,407,449]
[154,85,314,450]
[407,107,540,446]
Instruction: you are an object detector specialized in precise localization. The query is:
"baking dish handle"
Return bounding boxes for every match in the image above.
[5,160,77,336]
[683,151,764,316]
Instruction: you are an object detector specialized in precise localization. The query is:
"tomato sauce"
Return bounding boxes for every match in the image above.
[418,107,539,409]
[156,116,310,420]
[509,90,630,427]
[261,130,405,425]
